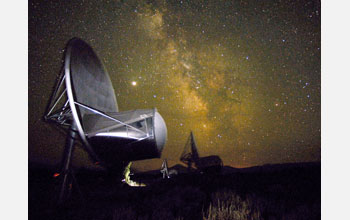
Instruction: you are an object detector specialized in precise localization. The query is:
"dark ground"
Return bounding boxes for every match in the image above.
[29,162,320,220]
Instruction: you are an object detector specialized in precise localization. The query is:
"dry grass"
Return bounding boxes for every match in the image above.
[203,190,262,220]
[113,207,137,220]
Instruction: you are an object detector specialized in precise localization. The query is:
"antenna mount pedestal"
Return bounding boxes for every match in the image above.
[56,122,83,206]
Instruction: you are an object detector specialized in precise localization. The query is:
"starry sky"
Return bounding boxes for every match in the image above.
[29,0,320,170]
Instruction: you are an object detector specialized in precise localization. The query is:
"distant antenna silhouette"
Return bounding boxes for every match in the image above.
[180,131,198,171]
[160,159,170,179]
[45,38,167,204]
[180,131,223,173]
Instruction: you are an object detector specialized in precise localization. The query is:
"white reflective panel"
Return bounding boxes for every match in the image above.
[95,132,139,139]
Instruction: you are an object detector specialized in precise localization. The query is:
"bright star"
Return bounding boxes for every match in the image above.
[131,81,137,86]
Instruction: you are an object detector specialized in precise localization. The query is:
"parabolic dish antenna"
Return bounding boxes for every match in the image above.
[45,38,167,202]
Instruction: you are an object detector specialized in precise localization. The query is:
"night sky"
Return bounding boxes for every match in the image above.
[29,0,320,171]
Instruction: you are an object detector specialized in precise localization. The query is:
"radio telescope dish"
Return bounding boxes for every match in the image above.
[65,38,119,161]
[45,38,167,203]
[67,37,118,117]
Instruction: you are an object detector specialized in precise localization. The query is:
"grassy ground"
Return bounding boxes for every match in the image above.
[29,162,320,220]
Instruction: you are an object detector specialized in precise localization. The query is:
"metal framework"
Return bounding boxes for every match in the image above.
[160,159,170,179]
[44,38,163,205]
[44,58,154,164]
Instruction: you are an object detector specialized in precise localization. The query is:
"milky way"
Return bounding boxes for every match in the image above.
[29,0,320,170]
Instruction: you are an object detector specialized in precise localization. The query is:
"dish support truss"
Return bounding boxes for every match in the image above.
[44,70,156,164]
